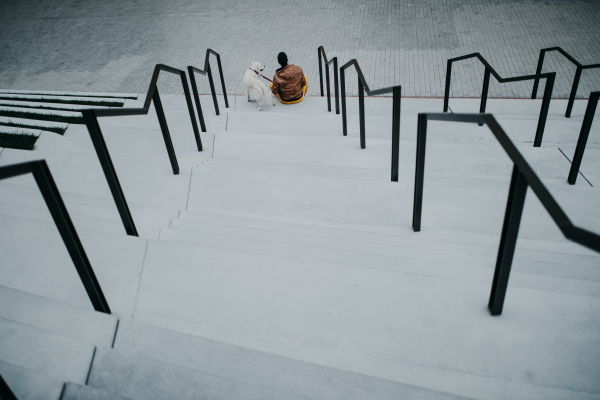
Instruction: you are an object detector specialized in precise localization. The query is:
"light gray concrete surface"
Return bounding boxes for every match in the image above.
[0,360,64,400]
[0,0,599,98]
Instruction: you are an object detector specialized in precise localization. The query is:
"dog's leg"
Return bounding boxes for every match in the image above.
[257,98,263,111]
[247,89,251,102]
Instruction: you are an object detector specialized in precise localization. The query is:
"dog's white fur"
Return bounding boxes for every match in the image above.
[243,61,275,111]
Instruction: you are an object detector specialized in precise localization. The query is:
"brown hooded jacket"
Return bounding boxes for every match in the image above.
[271,64,306,101]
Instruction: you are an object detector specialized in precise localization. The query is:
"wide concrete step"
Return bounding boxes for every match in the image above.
[0,214,148,318]
[186,160,599,242]
[86,346,306,400]
[0,196,161,239]
[64,122,213,167]
[132,239,600,400]
[0,317,94,384]
[211,131,578,184]
[172,210,600,270]
[111,319,470,400]
[62,382,134,400]
[0,285,117,347]
[0,134,192,213]
[0,360,64,400]
[177,207,598,257]
[161,222,600,297]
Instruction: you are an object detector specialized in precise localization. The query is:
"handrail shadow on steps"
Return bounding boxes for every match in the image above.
[443,53,556,147]
[567,91,599,185]
[0,160,111,314]
[188,48,230,120]
[531,47,600,118]
[82,63,202,237]
[411,112,600,315]
[339,59,402,182]
[317,47,340,114]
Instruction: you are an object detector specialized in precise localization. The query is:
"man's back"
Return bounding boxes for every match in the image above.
[272,64,306,101]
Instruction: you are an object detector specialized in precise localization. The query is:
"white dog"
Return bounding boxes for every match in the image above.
[243,61,275,111]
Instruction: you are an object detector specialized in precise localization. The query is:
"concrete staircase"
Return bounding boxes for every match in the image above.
[0,91,599,400]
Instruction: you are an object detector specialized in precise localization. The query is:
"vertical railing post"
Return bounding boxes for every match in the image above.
[81,110,138,237]
[326,63,331,112]
[568,92,599,184]
[391,86,401,182]
[318,48,324,97]
[0,373,18,400]
[479,67,491,126]
[443,60,452,112]
[566,66,582,118]
[333,58,340,114]
[215,54,229,109]
[31,161,111,314]
[488,164,528,316]
[153,88,180,175]
[340,67,347,136]
[179,72,203,151]
[412,114,428,232]
[206,64,220,116]
[531,50,546,99]
[187,67,208,134]
[534,72,555,147]
[359,77,366,149]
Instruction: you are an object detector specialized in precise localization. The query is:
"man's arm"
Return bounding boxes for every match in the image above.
[271,76,280,95]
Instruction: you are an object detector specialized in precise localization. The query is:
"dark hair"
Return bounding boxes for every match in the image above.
[277,52,288,67]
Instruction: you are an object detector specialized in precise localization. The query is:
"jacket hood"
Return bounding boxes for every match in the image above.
[277,64,298,81]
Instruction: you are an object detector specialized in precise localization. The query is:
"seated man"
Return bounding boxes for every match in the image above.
[270,52,308,103]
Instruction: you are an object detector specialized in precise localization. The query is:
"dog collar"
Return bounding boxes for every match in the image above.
[249,68,259,75]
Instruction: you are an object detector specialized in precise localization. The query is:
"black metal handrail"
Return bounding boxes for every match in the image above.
[568,91,599,185]
[338,59,402,181]
[443,53,555,147]
[531,47,600,118]
[317,47,340,114]
[187,66,208,132]
[367,85,402,182]
[0,374,17,400]
[82,63,202,237]
[0,160,111,314]
[411,112,600,316]
[199,48,229,115]
[340,59,371,148]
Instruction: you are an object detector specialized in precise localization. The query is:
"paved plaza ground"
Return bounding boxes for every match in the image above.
[0,0,599,97]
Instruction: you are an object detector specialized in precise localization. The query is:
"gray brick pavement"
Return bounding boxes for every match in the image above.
[0,0,599,98]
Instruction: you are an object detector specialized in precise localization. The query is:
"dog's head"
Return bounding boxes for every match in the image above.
[249,61,265,72]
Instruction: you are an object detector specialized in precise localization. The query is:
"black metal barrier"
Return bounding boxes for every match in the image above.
[367,86,402,182]
[411,113,600,315]
[0,160,111,314]
[317,47,340,114]
[443,53,555,147]
[194,48,229,116]
[568,91,599,185]
[0,373,18,400]
[340,59,371,148]
[83,63,203,237]
[187,66,208,132]
[531,47,600,118]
